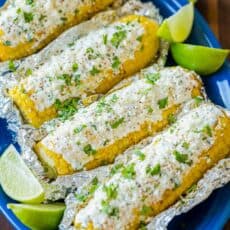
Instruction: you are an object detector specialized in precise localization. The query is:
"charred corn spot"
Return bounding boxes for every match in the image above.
[8,87,56,128]
[8,15,159,128]
[0,0,114,61]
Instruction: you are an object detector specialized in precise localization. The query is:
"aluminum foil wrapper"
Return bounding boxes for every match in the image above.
[59,159,230,230]
[58,101,230,229]
[0,0,168,200]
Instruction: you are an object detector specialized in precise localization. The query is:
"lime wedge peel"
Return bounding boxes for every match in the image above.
[157,3,194,43]
[0,145,44,203]
[171,43,229,75]
[8,203,65,230]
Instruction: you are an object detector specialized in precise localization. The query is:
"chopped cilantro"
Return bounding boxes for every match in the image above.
[202,125,212,137]
[147,106,153,114]
[25,68,32,76]
[157,97,168,109]
[8,60,16,72]
[141,205,153,216]
[103,34,108,45]
[187,184,197,193]
[83,144,96,155]
[111,30,127,48]
[139,222,147,230]
[90,66,100,76]
[72,63,78,72]
[110,94,119,103]
[145,72,160,85]
[68,41,75,47]
[74,8,79,14]
[39,14,46,22]
[194,125,213,138]
[54,98,79,121]
[101,200,119,217]
[57,73,72,86]
[23,12,33,23]
[173,150,192,165]
[115,25,123,30]
[138,88,151,96]
[86,47,94,53]
[60,17,67,22]
[17,8,22,14]
[26,0,33,5]
[103,139,110,146]
[146,163,161,176]
[76,141,81,146]
[86,47,100,60]
[168,114,176,124]
[74,124,87,134]
[110,117,125,129]
[182,142,190,149]
[88,177,99,194]
[91,123,97,131]
[103,184,118,200]
[3,40,11,46]
[122,163,136,179]
[110,163,124,175]
[193,96,204,106]
[75,193,88,202]
[137,35,143,42]
[134,149,145,161]
[73,74,81,85]
[112,56,121,69]
[96,97,112,114]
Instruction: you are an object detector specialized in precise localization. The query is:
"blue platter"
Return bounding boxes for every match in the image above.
[0,0,229,229]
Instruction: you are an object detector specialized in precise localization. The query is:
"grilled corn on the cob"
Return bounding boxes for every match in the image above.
[0,0,115,61]
[9,15,160,128]
[74,102,230,230]
[34,67,203,177]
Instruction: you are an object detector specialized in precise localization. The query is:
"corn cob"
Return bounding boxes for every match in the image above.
[8,15,160,128]
[74,102,230,230]
[0,0,115,61]
[34,67,203,177]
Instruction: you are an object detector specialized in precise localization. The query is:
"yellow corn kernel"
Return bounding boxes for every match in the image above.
[0,0,115,61]
[74,106,230,230]
[34,71,203,178]
[9,15,160,128]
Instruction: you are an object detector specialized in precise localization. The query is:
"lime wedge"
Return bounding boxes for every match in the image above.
[0,145,44,203]
[157,3,194,42]
[171,43,229,75]
[8,203,65,230]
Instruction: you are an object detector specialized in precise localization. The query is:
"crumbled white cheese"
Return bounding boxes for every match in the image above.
[20,20,144,111]
[0,0,100,45]
[74,103,223,229]
[41,67,200,170]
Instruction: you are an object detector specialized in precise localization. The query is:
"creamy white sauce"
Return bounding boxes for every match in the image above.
[74,103,223,229]
[41,67,199,170]
[19,20,144,111]
[0,0,97,45]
